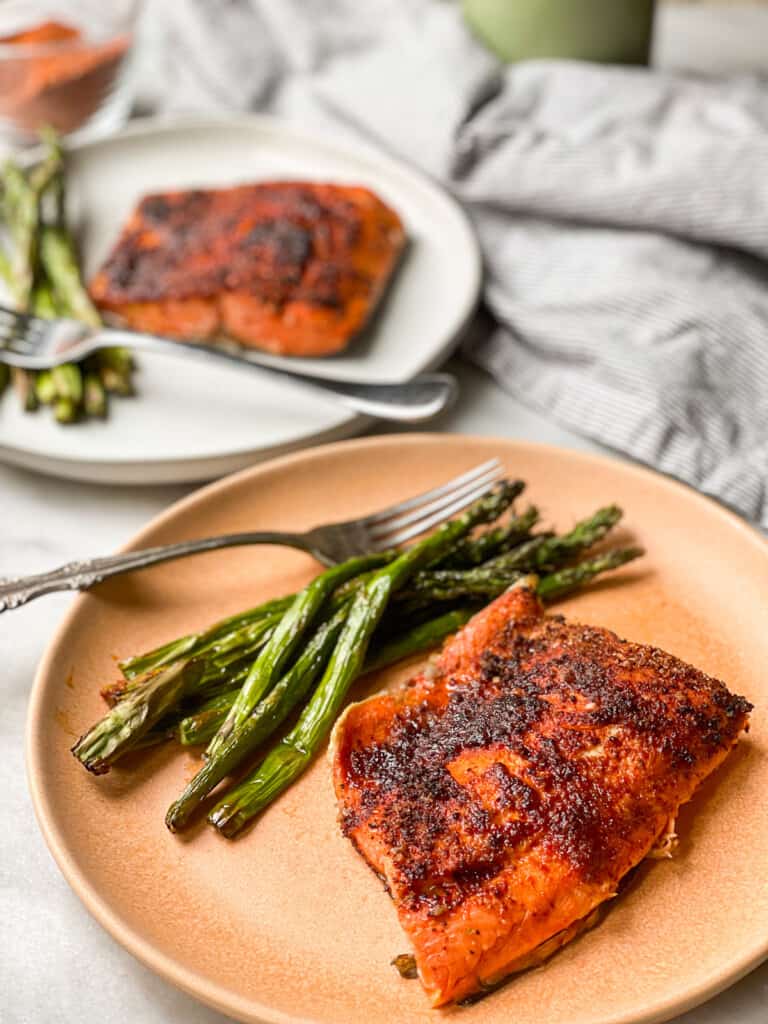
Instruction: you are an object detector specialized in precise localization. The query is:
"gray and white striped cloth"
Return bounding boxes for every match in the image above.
[141,0,768,527]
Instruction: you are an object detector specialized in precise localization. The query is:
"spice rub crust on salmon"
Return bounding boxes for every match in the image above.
[89,182,406,356]
[332,585,752,1007]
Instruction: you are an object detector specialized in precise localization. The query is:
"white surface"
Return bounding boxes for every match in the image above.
[4,5,768,1024]
[0,116,480,483]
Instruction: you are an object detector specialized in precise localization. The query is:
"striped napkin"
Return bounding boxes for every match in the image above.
[141,0,768,528]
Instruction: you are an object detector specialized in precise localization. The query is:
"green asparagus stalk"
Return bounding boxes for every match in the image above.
[34,370,56,404]
[433,504,538,569]
[31,278,58,317]
[399,534,552,604]
[2,141,61,304]
[177,687,244,747]
[427,479,526,564]
[38,143,135,407]
[52,358,84,423]
[209,481,518,757]
[363,607,474,672]
[119,595,295,681]
[72,659,204,774]
[208,485,510,837]
[53,397,78,424]
[526,506,623,571]
[51,363,83,404]
[535,547,644,601]
[1,133,137,422]
[99,362,135,396]
[0,363,8,398]
[97,346,134,376]
[106,611,285,707]
[39,225,100,327]
[401,507,622,604]
[208,553,392,756]
[28,129,64,207]
[30,278,86,421]
[166,607,349,830]
[2,161,40,305]
[83,371,107,417]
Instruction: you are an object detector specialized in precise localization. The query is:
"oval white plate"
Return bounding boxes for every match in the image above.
[0,116,480,484]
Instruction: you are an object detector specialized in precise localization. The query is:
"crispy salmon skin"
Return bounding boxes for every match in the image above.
[332,586,752,1006]
[89,181,406,356]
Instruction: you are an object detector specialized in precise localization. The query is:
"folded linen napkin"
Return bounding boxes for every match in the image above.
[140,0,768,527]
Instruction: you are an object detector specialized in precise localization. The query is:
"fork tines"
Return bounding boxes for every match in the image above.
[366,459,516,549]
[0,304,46,354]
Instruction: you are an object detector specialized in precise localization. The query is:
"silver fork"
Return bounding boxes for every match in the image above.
[0,304,456,423]
[0,459,504,612]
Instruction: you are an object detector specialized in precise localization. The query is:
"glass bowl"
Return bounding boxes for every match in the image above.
[0,0,142,146]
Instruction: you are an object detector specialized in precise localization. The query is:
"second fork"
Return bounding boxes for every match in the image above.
[0,460,510,612]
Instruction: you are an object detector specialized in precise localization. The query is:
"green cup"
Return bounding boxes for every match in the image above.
[462,0,656,65]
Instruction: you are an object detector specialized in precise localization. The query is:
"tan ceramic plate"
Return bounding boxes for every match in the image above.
[27,435,768,1024]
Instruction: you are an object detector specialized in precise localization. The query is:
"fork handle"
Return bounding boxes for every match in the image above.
[98,331,458,424]
[0,531,320,613]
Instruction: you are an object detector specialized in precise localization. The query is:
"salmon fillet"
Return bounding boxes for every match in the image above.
[332,585,752,1006]
[89,182,406,356]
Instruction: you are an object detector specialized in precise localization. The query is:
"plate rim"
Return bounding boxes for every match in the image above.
[2,113,481,482]
[26,433,768,1024]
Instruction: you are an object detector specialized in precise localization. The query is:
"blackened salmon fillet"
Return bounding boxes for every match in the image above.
[89,181,406,356]
[332,584,751,1006]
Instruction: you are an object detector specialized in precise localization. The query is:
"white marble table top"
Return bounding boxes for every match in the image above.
[4,6,768,1022]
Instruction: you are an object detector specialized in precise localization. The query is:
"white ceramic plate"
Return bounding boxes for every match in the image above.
[0,116,480,484]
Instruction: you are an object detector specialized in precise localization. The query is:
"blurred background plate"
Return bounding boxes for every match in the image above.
[0,115,481,484]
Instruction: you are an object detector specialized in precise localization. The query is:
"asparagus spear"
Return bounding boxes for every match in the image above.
[177,687,244,747]
[119,595,295,680]
[39,225,100,327]
[51,363,83,404]
[32,260,90,423]
[31,278,58,317]
[92,576,373,780]
[208,485,510,837]
[526,505,623,572]
[536,547,643,601]
[97,346,135,396]
[2,141,61,305]
[105,610,285,704]
[432,504,538,569]
[2,160,41,305]
[401,507,622,603]
[398,534,552,604]
[166,607,349,831]
[35,370,56,404]
[208,553,392,756]
[53,397,79,424]
[364,608,474,672]
[72,659,204,774]
[36,149,134,407]
[83,371,107,417]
